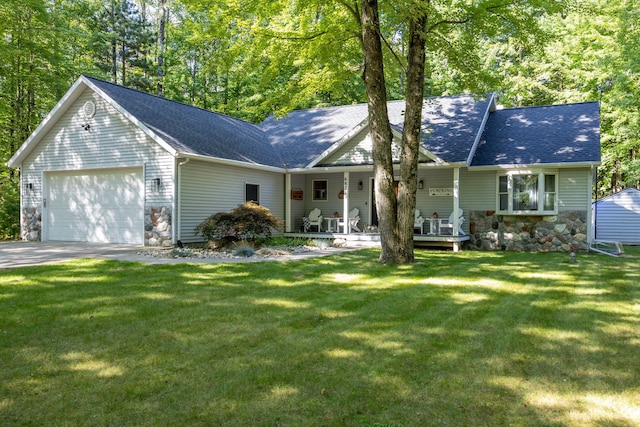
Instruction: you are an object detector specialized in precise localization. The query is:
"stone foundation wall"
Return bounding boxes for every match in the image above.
[21,207,41,241]
[145,206,172,247]
[467,210,588,252]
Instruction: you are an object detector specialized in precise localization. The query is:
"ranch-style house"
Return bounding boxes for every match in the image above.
[7,75,601,252]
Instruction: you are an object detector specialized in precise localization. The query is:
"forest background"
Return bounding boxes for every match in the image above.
[1,0,638,239]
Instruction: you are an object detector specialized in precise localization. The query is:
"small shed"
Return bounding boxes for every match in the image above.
[592,188,640,244]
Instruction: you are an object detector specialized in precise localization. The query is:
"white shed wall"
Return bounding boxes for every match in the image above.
[592,188,640,244]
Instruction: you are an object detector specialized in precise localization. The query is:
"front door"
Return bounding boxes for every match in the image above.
[369,178,399,227]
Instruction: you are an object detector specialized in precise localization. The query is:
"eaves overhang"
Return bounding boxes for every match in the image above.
[177,152,286,173]
[467,160,602,171]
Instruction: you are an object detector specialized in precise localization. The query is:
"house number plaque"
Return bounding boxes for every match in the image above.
[429,187,453,196]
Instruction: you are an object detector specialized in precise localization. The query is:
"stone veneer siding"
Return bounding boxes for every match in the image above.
[145,206,172,246]
[467,210,588,252]
[21,207,41,241]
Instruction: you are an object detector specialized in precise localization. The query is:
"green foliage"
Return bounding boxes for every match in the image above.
[259,236,314,247]
[0,173,19,240]
[195,202,281,243]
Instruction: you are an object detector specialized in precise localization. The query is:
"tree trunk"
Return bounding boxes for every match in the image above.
[361,0,399,263]
[397,15,428,264]
[157,0,167,97]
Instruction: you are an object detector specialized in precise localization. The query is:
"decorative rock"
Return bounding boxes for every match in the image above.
[467,210,588,252]
[554,224,567,234]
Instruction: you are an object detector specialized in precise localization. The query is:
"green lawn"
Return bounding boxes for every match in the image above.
[1,248,638,426]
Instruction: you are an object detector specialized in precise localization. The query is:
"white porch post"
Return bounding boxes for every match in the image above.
[452,167,461,252]
[285,173,292,233]
[343,172,350,234]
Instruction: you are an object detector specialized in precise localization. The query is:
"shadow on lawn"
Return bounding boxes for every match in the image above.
[0,250,638,426]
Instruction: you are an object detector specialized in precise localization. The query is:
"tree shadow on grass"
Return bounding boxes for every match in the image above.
[0,250,638,426]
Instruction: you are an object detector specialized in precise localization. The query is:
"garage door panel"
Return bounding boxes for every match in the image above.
[46,168,144,244]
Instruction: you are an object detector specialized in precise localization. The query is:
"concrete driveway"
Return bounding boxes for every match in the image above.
[0,241,145,269]
[0,241,362,269]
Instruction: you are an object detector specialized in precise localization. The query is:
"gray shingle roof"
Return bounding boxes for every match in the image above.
[86,76,599,170]
[86,76,285,168]
[259,95,493,168]
[472,102,601,167]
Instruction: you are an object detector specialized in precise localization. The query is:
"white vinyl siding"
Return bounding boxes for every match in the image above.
[592,188,640,244]
[289,174,306,231]
[558,168,590,210]
[320,127,431,166]
[179,160,285,242]
[19,88,175,243]
[459,169,495,210]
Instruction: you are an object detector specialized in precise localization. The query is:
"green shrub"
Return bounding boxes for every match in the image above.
[260,236,314,247]
[195,202,281,243]
[233,240,256,257]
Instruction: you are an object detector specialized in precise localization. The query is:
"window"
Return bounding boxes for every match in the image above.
[246,183,259,204]
[312,179,328,201]
[497,172,557,214]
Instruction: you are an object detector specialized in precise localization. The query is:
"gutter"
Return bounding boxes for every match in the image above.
[176,152,286,173]
[467,161,602,171]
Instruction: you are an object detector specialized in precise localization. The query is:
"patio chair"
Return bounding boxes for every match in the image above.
[414,209,425,234]
[439,208,465,235]
[339,208,361,232]
[304,208,323,232]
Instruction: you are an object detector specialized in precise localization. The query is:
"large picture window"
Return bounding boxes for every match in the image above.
[497,172,557,214]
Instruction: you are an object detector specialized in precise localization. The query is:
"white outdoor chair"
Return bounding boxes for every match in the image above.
[304,208,323,232]
[439,208,465,235]
[414,209,425,234]
[339,208,361,232]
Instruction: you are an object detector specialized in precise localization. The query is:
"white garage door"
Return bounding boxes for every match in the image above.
[46,168,144,244]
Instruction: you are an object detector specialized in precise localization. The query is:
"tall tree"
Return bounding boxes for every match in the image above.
[361,0,564,263]
[0,0,71,238]
[90,0,155,90]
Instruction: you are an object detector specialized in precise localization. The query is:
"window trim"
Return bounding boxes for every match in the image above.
[312,179,328,201]
[496,170,558,215]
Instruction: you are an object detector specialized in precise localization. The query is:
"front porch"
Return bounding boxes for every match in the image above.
[285,167,468,251]
[284,230,470,252]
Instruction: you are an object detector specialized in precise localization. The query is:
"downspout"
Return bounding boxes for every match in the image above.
[591,165,598,243]
[175,157,190,243]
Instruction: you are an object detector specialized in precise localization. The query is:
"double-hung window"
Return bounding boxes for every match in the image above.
[497,171,557,214]
[312,179,328,201]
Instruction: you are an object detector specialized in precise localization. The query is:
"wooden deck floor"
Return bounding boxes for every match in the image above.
[284,231,470,251]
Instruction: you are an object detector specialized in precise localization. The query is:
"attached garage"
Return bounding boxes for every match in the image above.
[45,168,144,244]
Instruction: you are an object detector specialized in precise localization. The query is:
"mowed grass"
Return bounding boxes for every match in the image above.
[1,248,639,426]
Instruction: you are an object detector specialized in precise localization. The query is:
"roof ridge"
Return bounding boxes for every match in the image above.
[498,100,600,112]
